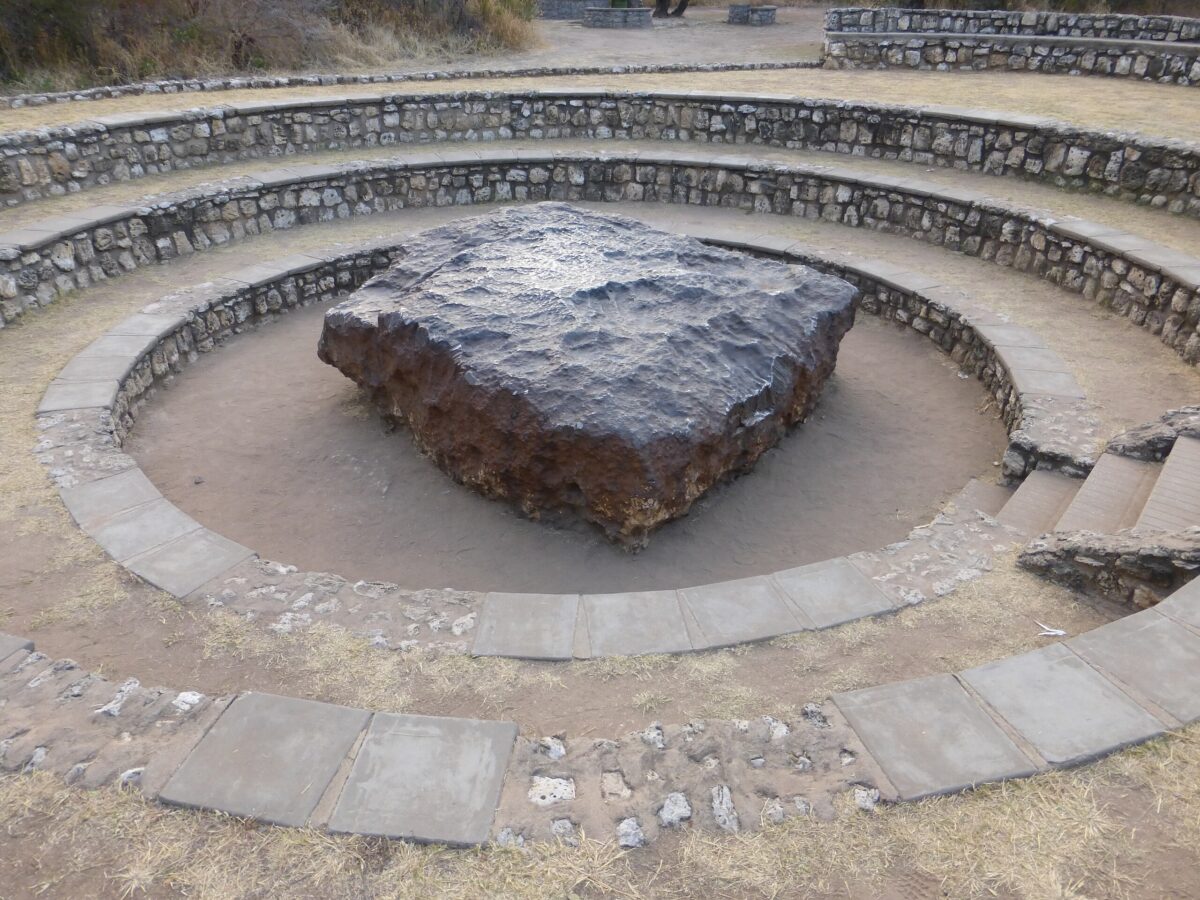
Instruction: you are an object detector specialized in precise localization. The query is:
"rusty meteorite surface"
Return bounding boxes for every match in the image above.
[317,203,858,548]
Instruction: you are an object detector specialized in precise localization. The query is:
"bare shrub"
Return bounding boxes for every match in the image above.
[0,0,536,89]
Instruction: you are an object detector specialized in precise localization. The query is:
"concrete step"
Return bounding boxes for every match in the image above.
[996,469,1082,537]
[953,478,1014,518]
[1054,452,1161,533]
[1136,436,1200,532]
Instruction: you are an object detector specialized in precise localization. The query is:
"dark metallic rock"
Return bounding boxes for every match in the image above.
[318,203,857,547]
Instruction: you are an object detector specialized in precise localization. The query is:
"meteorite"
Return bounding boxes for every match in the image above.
[318,203,858,548]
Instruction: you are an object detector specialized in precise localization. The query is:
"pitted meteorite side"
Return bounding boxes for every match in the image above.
[318,203,858,548]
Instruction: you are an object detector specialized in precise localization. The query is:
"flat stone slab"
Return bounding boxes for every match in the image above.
[679,576,803,649]
[961,643,1165,767]
[0,633,34,665]
[328,712,517,845]
[770,557,894,629]
[1054,453,1160,534]
[160,692,369,827]
[37,380,118,414]
[1069,610,1200,724]
[995,469,1080,536]
[835,673,1037,800]
[60,467,162,529]
[318,203,856,548]
[473,592,579,660]
[1157,577,1200,629]
[1136,435,1200,532]
[126,528,254,598]
[88,497,202,562]
[580,590,693,657]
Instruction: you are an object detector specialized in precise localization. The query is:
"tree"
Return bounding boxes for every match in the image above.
[652,0,689,17]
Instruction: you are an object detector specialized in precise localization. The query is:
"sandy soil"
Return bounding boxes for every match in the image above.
[126,306,1005,593]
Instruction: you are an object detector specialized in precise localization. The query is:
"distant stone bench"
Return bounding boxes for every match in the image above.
[583,6,653,27]
[729,4,777,26]
[537,0,595,18]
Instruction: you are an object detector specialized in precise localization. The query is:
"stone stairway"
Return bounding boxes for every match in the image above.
[1136,436,1200,532]
[996,469,1081,536]
[1056,454,1162,533]
[997,435,1199,539]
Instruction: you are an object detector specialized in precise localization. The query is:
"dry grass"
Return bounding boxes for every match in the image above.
[200,612,560,716]
[1,0,539,94]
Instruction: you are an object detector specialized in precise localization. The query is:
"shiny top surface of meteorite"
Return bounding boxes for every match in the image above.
[327,203,857,444]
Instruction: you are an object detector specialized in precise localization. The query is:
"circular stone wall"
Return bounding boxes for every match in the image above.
[125,298,1006,593]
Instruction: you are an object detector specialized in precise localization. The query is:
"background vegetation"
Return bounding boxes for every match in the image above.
[0,0,538,90]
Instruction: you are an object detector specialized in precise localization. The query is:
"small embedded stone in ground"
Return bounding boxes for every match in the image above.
[318,203,857,549]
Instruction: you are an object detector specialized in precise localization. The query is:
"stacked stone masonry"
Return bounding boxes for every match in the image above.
[826,7,1200,42]
[536,0,596,18]
[3,91,1199,218]
[4,150,1199,366]
[824,32,1200,86]
[582,8,653,28]
[728,5,777,26]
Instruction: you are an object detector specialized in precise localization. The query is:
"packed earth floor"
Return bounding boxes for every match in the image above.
[3,7,1200,899]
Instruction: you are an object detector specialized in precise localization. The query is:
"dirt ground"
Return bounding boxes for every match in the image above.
[126,306,1004,593]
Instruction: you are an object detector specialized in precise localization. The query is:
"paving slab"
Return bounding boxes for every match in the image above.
[1070,610,1200,724]
[60,467,162,529]
[961,643,1165,767]
[679,576,803,649]
[126,528,255,597]
[54,354,139,384]
[0,633,34,666]
[1136,436,1200,533]
[327,712,517,845]
[770,557,894,629]
[1007,368,1086,400]
[1156,578,1200,630]
[37,380,119,414]
[834,673,1038,801]
[87,497,202,562]
[974,323,1047,349]
[159,692,369,827]
[580,591,693,657]
[473,592,579,660]
[995,469,1081,536]
[1054,453,1161,533]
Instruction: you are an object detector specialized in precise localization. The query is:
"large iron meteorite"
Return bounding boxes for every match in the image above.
[318,203,858,547]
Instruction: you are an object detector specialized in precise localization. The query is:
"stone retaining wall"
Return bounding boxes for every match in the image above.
[824,32,1200,86]
[1020,529,1200,608]
[4,151,1198,366]
[3,90,1199,217]
[826,7,1200,42]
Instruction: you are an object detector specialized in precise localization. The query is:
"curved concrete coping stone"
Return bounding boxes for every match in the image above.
[4,578,1199,843]
[1,60,825,110]
[4,88,1199,221]
[35,218,1101,659]
[2,146,1197,371]
[823,30,1200,87]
